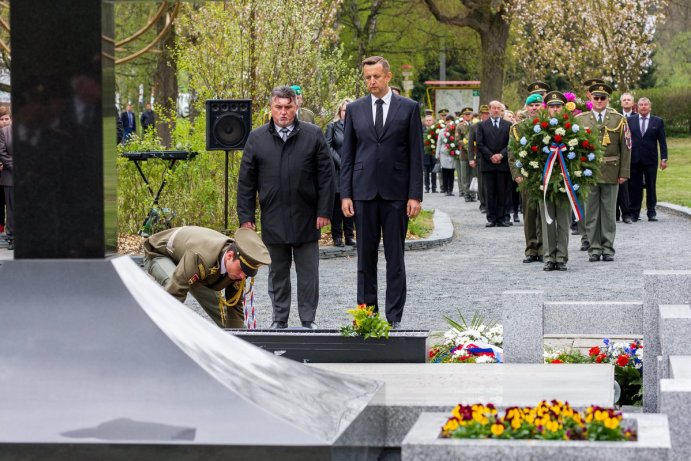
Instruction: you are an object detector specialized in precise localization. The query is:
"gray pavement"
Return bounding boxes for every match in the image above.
[2,194,689,333]
[196,193,691,330]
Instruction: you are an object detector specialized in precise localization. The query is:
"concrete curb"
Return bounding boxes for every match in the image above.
[318,209,454,259]
[658,202,691,221]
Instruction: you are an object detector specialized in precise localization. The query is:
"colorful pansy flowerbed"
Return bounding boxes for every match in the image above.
[508,104,603,221]
[429,313,503,363]
[545,339,643,406]
[340,304,391,339]
[440,400,636,442]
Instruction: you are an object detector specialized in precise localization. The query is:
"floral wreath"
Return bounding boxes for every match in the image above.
[439,119,462,157]
[424,119,446,155]
[563,92,592,115]
[509,106,603,220]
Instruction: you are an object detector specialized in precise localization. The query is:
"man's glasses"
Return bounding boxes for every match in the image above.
[593,96,607,101]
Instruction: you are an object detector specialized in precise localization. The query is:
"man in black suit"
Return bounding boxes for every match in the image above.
[120,103,136,143]
[628,97,668,222]
[475,100,512,227]
[341,55,423,329]
[0,125,13,250]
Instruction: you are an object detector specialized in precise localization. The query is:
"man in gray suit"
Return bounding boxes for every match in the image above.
[0,125,13,250]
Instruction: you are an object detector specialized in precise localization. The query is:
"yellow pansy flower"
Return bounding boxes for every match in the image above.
[491,423,505,436]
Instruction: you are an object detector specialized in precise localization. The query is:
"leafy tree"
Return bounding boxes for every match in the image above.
[512,0,667,91]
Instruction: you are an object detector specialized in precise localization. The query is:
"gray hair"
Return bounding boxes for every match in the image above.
[270,86,297,105]
[638,97,651,106]
[620,92,634,101]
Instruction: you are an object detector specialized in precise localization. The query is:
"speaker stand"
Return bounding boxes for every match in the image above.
[224,150,230,232]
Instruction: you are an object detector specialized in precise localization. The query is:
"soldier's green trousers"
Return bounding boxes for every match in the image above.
[585,183,618,256]
[522,190,542,257]
[144,254,245,328]
[539,199,570,263]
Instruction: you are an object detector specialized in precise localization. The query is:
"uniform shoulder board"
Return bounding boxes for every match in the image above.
[574,112,588,118]
[607,108,623,117]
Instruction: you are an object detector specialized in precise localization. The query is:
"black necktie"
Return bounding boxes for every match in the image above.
[494,119,499,129]
[375,99,384,138]
[597,113,603,124]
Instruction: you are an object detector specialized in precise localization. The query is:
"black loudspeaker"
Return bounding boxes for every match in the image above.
[206,99,252,151]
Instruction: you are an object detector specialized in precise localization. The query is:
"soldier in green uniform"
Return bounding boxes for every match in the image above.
[540,91,572,271]
[455,107,476,201]
[576,78,606,249]
[575,83,630,262]
[143,226,271,328]
[290,85,316,124]
[527,81,550,97]
[509,93,544,263]
[469,105,490,212]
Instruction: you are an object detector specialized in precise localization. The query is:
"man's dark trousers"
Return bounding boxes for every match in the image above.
[354,196,407,323]
[483,170,512,224]
[629,163,658,219]
[266,242,319,323]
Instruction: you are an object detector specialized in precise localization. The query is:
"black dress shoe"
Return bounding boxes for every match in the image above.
[497,221,511,227]
[580,241,590,251]
[269,321,288,329]
[523,255,539,263]
[623,217,633,224]
[571,228,580,235]
[555,262,567,271]
[537,255,544,262]
[602,254,614,262]
[333,239,345,247]
[425,188,430,193]
[589,254,601,262]
[390,321,401,330]
[345,237,357,246]
[301,321,317,329]
[513,213,520,223]
[648,216,658,222]
[446,192,454,196]
[543,261,555,271]
[432,189,438,193]
[485,222,496,227]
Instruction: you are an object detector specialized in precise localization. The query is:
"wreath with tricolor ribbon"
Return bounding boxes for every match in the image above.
[508,107,603,222]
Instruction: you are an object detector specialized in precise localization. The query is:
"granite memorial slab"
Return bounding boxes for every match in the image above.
[311,363,614,447]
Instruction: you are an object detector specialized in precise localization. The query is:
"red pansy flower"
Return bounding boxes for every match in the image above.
[617,355,630,367]
[551,359,563,364]
[589,346,600,356]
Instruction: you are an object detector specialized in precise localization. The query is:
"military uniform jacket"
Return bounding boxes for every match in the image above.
[467,122,479,162]
[454,121,473,161]
[144,226,239,303]
[508,122,527,181]
[575,110,630,184]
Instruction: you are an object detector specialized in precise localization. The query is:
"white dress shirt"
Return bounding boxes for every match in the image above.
[371,89,393,126]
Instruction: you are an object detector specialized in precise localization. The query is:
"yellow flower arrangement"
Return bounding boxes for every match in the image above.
[440,401,636,442]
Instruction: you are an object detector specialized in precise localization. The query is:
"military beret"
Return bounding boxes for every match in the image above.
[527,81,550,94]
[289,85,302,95]
[589,83,613,97]
[461,107,473,115]
[525,94,543,105]
[544,91,567,106]
[582,78,605,87]
[234,228,271,277]
[479,105,490,113]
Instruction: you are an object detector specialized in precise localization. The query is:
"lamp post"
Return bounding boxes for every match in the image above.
[401,63,414,98]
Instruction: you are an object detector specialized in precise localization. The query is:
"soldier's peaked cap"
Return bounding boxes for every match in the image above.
[545,91,567,105]
[589,83,613,97]
[527,81,550,94]
[233,228,271,277]
[582,78,605,87]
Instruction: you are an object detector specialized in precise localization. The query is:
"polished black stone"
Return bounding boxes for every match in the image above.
[10,0,116,258]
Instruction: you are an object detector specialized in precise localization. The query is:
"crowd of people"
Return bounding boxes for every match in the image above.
[139,56,668,330]
[423,79,668,271]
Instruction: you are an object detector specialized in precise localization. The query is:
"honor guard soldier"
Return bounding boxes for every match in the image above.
[527,81,550,97]
[455,107,477,201]
[469,104,490,212]
[509,93,544,263]
[575,83,631,262]
[144,226,271,328]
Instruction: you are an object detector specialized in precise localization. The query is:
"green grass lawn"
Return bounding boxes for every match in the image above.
[656,137,691,207]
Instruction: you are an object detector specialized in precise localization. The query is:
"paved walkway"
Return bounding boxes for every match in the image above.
[222,192,691,330]
[2,194,689,334]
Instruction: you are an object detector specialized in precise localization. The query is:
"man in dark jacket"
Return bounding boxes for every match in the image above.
[0,125,13,250]
[237,86,335,329]
[476,100,512,227]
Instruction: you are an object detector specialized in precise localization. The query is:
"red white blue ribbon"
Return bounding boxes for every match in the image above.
[243,278,256,329]
[542,142,584,224]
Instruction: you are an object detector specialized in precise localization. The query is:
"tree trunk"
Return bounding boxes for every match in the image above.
[479,14,509,104]
[155,15,178,148]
